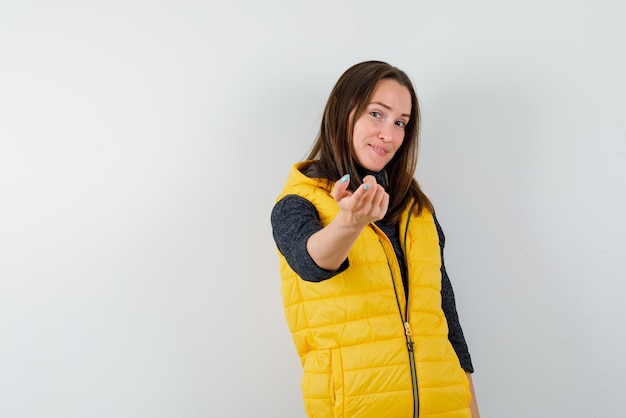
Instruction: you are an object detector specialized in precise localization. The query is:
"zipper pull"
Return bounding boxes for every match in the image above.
[404,321,412,336]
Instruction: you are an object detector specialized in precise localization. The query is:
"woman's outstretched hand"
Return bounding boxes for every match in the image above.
[305,174,389,271]
[332,174,389,228]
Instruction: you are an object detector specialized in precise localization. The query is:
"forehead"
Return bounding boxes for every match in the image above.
[369,79,412,113]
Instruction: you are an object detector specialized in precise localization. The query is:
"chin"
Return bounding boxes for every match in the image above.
[357,157,390,172]
[368,160,389,172]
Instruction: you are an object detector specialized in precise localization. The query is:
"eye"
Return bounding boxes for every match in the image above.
[395,120,406,128]
[370,111,382,119]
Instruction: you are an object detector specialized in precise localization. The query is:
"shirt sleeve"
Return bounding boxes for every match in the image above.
[434,213,475,373]
[270,194,349,282]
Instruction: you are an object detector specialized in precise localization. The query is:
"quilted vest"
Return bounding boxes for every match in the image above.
[276,161,471,418]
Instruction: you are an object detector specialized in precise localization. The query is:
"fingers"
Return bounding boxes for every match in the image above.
[332,174,352,201]
[356,175,384,198]
[340,175,389,223]
[359,176,389,216]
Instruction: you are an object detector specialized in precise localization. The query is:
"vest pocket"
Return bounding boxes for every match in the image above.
[330,347,345,418]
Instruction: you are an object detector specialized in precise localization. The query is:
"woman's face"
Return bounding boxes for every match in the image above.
[351,79,411,172]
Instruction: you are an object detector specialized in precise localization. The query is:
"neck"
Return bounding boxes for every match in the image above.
[356,164,388,189]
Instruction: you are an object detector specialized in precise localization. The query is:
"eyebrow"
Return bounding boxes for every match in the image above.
[371,101,411,119]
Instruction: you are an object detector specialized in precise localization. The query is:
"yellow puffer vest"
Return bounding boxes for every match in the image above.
[276,162,471,418]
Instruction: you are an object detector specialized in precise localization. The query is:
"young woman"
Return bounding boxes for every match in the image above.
[271,61,479,418]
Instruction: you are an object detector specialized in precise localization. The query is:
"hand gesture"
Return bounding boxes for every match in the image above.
[332,174,389,228]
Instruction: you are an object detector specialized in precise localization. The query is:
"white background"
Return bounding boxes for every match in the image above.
[1,1,625,417]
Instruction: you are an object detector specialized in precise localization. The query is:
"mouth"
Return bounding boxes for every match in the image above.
[369,144,388,156]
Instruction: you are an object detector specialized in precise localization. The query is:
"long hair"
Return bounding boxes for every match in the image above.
[307,60,433,223]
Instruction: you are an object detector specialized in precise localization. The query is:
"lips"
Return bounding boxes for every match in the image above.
[369,144,388,156]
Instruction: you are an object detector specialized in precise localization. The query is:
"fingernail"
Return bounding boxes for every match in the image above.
[363,183,370,191]
[340,174,350,183]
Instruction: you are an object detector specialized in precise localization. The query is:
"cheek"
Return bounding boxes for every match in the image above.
[352,123,366,144]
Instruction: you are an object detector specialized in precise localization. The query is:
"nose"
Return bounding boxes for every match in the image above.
[378,122,394,143]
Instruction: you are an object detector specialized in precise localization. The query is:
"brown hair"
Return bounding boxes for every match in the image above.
[307,60,433,222]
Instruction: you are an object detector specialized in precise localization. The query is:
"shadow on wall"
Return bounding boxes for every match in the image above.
[418,80,595,416]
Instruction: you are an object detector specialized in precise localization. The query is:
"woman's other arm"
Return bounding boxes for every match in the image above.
[467,372,480,417]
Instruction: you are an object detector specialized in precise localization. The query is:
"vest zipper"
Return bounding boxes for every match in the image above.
[387,257,419,418]
[403,201,420,418]
[404,321,419,418]
[378,201,421,418]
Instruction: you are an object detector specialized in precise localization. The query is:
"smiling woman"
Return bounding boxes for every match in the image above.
[352,78,412,173]
[270,61,480,418]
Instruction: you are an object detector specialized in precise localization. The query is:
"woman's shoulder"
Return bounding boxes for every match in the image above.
[274,194,316,211]
[271,194,319,227]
